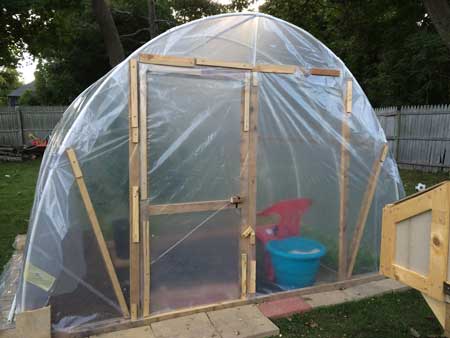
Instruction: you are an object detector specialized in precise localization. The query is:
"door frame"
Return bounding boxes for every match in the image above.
[128,54,340,319]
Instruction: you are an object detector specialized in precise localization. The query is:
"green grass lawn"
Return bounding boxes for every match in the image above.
[272,290,443,338]
[0,159,41,274]
[0,159,449,336]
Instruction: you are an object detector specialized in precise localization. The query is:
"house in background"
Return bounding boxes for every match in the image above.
[7,81,35,106]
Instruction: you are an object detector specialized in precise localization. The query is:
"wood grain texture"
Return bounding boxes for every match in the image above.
[128,59,140,319]
[338,79,352,281]
[147,200,235,215]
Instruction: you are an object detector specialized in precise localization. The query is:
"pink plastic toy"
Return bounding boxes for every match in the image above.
[256,198,312,281]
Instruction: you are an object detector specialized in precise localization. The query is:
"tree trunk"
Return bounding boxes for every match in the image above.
[423,0,450,52]
[92,0,125,67]
[148,0,158,39]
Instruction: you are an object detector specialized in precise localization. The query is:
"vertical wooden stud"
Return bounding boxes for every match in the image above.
[246,71,259,295]
[140,69,150,317]
[239,73,250,299]
[129,58,140,320]
[66,149,130,318]
[338,79,352,281]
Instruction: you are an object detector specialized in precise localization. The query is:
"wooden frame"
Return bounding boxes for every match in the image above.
[380,181,450,301]
[130,52,356,321]
[128,59,140,320]
[66,148,130,318]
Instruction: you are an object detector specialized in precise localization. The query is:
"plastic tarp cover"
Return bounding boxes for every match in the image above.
[14,13,403,333]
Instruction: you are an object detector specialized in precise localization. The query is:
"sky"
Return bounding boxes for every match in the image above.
[17,0,265,84]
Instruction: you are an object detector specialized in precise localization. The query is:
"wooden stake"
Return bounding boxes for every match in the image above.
[247,72,259,294]
[66,148,130,318]
[241,253,247,298]
[140,69,150,318]
[129,59,140,320]
[346,143,389,278]
[338,79,352,281]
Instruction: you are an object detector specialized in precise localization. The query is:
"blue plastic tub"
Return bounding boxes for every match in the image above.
[266,237,326,289]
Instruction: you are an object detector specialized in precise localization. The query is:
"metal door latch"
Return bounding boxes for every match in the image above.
[230,195,242,208]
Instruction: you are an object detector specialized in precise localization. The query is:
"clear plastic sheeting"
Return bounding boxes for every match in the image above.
[14,13,403,333]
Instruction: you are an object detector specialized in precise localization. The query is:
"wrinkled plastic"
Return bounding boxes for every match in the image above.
[14,13,403,333]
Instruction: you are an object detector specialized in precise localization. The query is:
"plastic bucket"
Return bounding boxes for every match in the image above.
[266,237,326,289]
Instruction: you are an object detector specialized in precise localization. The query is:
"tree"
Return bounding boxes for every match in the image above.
[260,0,450,106]
[91,0,125,67]
[423,0,450,52]
[0,68,21,105]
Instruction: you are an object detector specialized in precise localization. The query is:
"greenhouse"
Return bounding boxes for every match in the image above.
[12,12,402,334]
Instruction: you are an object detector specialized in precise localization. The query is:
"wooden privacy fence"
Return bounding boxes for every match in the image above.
[0,106,66,147]
[376,104,450,171]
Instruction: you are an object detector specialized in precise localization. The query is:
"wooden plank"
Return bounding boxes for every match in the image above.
[379,204,395,278]
[243,73,250,132]
[139,69,148,200]
[246,72,259,295]
[346,143,389,278]
[345,79,352,114]
[196,58,253,70]
[66,149,130,318]
[427,185,450,301]
[254,64,296,74]
[55,274,384,338]
[143,219,151,317]
[139,54,195,68]
[132,186,140,243]
[392,264,428,292]
[338,79,352,281]
[16,306,51,338]
[310,68,340,77]
[129,59,140,320]
[139,69,150,317]
[249,260,256,294]
[241,253,247,298]
[239,77,251,300]
[147,199,235,215]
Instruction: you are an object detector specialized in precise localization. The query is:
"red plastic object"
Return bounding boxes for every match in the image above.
[256,198,312,281]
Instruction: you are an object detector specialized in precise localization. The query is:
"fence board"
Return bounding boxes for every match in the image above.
[0,106,66,147]
[375,104,450,172]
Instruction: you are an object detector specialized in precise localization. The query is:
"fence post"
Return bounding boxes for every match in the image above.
[394,106,401,161]
[15,106,24,148]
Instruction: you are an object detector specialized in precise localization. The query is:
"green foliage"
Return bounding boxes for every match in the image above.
[0,68,21,106]
[260,0,450,106]
[18,89,40,105]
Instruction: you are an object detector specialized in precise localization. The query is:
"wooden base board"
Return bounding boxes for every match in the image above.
[55,273,383,338]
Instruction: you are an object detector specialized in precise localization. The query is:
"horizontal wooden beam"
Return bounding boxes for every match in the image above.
[56,273,384,338]
[139,54,196,67]
[310,68,341,77]
[196,58,253,70]
[139,54,340,77]
[147,199,239,215]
